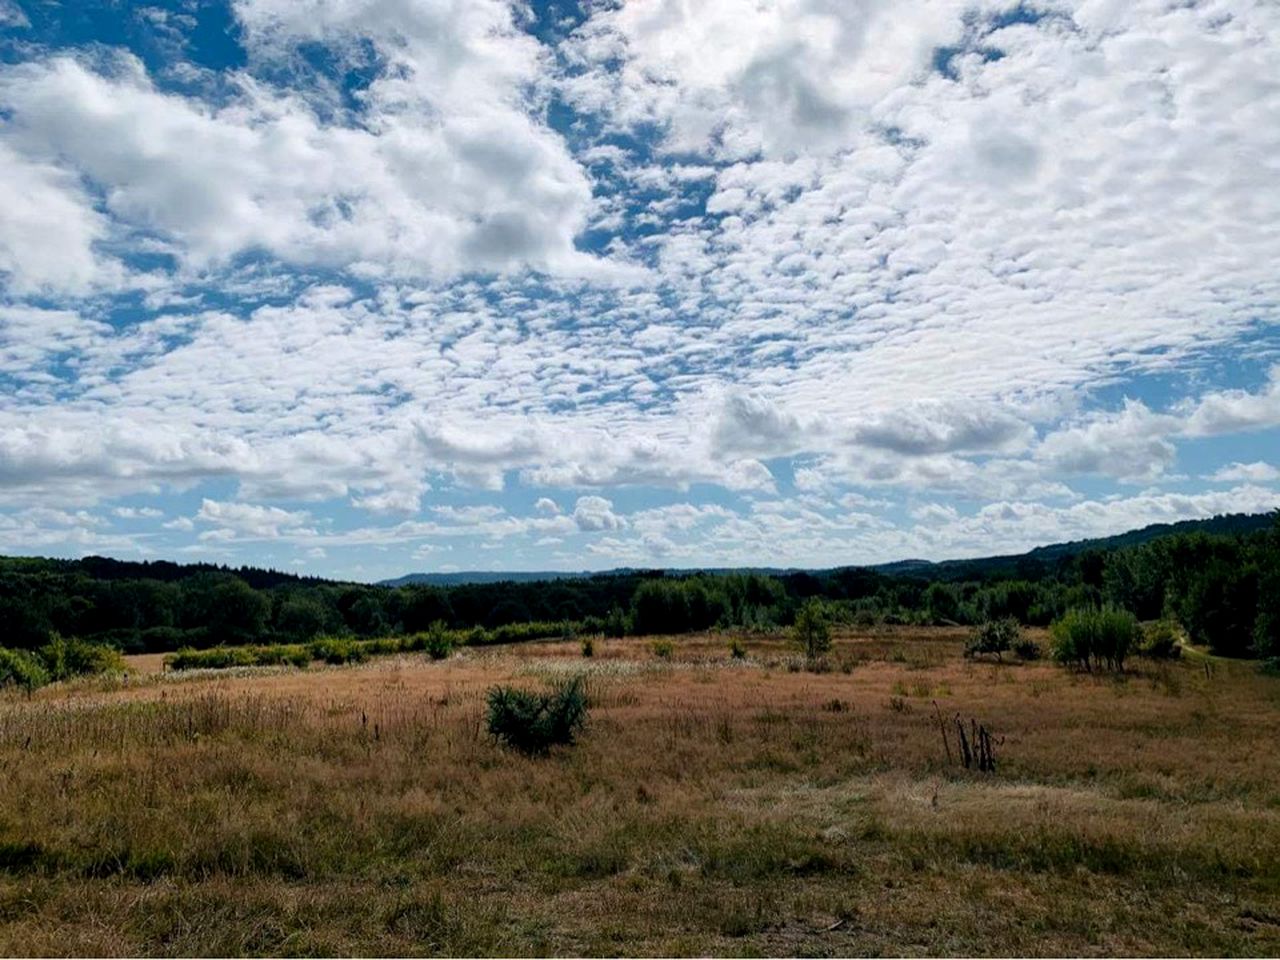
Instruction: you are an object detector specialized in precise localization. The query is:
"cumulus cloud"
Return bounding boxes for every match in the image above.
[0,144,119,296]
[572,495,626,532]
[0,1,615,291]
[1036,402,1179,482]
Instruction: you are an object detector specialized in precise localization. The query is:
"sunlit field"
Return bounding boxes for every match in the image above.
[2,627,1278,956]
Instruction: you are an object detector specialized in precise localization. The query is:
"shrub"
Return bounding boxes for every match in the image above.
[485,676,588,755]
[308,636,369,665]
[423,621,454,661]
[1050,606,1138,672]
[1137,619,1181,660]
[0,648,50,692]
[965,617,1020,661]
[251,644,312,668]
[604,605,628,638]
[650,639,674,659]
[166,646,259,670]
[580,636,595,658]
[39,633,126,680]
[792,598,832,660]
[728,637,747,660]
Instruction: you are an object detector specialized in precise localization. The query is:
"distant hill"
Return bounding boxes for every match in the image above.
[381,510,1277,587]
[378,567,804,588]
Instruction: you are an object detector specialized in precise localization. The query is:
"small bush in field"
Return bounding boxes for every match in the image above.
[728,637,747,660]
[651,639,674,659]
[965,617,1020,661]
[0,648,50,692]
[580,636,595,657]
[1138,619,1181,660]
[792,599,832,660]
[485,676,588,755]
[424,621,454,660]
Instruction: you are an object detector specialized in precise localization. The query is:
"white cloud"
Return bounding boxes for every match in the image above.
[113,506,164,520]
[1036,401,1179,482]
[1185,366,1280,437]
[572,495,626,532]
[0,143,119,295]
[0,4,615,290]
[194,498,316,539]
[1209,462,1280,484]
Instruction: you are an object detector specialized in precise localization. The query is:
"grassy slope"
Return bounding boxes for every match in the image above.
[0,628,1278,956]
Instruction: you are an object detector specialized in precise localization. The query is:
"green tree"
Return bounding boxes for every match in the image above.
[792,598,832,659]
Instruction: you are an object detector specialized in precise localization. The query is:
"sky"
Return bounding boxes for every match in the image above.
[0,0,1278,582]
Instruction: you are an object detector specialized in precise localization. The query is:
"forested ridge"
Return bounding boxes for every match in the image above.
[1,510,1277,660]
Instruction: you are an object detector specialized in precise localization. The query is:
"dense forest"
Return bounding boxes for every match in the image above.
[1,511,1277,661]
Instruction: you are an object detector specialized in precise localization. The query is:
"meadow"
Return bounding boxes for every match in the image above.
[0,626,1278,956]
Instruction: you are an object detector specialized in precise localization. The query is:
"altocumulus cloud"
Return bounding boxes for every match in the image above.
[0,0,1277,578]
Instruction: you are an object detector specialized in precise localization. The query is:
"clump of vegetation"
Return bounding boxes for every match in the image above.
[39,632,126,680]
[1137,619,1181,660]
[423,621,454,661]
[1050,606,1139,672]
[249,643,312,668]
[167,645,261,670]
[650,639,674,659]
[485,676,588,755]
[580,636,595,657]
[603,605,628,638]
[792,598,832,660]
[965,617,1020,661]
[728,637,747,660]
[0,648,51,692]
[308,636,370,666]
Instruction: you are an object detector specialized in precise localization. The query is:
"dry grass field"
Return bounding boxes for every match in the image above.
[1,626,1278,956]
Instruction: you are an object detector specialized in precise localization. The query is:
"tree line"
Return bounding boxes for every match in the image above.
[0,511,1276,661]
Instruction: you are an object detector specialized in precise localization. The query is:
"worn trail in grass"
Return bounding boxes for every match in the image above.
[1,627,1278,956]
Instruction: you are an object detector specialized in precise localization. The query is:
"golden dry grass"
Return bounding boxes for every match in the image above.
[1,626,1278,956]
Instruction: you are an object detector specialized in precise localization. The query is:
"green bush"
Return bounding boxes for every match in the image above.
[965,617,1020,660]
[251,644,312,668]
[580,636,595,657]
[39,633,126,680]
[485,676,588,755]
[604,605,628,638]
[1137,619,1181,660]
[0,647,51,692]
[423,621,454,660]
[1050,606,1139,672]
[166,646,259,670]
[650,639,674,659]
[728,637,747,660]
[792,598,832,659]
[307,636,369,665]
